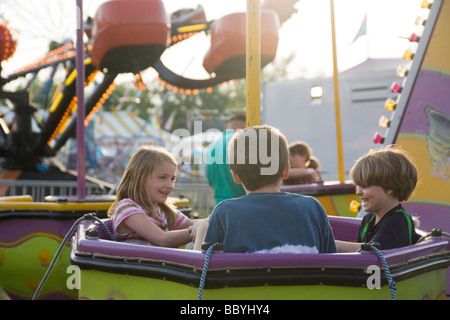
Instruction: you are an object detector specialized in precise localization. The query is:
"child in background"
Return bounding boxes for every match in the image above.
[108,146,204,249]
[335,145,421,252]
[199,125,336,254]
[284,141,321,185]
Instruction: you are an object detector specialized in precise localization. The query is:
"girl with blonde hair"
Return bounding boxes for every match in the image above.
[108,146,202,248]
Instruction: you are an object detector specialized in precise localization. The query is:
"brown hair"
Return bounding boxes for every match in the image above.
[350,145,418,202]
[289,141,311,162]
[228,125,289,191]
[308,156,320,170]
[107,146,179,228]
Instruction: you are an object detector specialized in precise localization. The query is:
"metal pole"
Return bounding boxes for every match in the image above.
[330,0,345,182]
[76,0,86,198]
[246,0,261,127]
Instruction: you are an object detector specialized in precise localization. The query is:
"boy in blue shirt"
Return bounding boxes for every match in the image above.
[200,125,336,254]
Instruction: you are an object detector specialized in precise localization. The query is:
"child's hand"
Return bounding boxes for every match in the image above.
[188,219,206,240]
[188,225,196,242]
[188,218,209,249]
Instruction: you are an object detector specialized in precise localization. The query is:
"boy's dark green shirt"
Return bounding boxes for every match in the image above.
[358,204,420,250]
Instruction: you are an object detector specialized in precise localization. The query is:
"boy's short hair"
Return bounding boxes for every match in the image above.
[350,145,418,202]
[228,125,288,191]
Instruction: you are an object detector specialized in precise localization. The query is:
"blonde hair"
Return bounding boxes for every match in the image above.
[108,146,179,228]
[350,145,418,202]
[228,125,289,191]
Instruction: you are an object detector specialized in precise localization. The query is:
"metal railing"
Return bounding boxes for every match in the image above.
[173,183,215,217]
[0,179,109,202]
[0,180,215,217]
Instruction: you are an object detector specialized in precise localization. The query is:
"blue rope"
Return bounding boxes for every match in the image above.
[32,216,84,300]
[197,244,215,300]
[91,215,116,241]
[370,245,397,300]
[32,214,114,300]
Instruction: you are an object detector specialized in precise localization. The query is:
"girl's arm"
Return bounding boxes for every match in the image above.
[289,168,321,182]
[122,214,191,247]
[335,240,362,253]
[172,214,194,230]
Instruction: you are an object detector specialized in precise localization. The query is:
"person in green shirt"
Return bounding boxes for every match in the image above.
[206,114,246,205]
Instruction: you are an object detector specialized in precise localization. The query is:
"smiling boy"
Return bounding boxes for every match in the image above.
[336,145,420,252]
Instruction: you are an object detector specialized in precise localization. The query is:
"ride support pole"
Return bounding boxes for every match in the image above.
[76,0,86,198]
[330,0,345,182]
[246,0,261,127]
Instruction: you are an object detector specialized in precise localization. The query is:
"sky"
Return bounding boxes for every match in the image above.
[0,0,425,80]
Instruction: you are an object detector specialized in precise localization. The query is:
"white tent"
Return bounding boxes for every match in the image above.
[95,110,172,141]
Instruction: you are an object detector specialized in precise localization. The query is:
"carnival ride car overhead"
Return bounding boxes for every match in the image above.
[91,0,280,76]
[89,0,169,73]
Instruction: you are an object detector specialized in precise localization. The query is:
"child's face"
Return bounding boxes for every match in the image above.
[289,153,308,168]
[355,185,394,215]
[146,161,177,206]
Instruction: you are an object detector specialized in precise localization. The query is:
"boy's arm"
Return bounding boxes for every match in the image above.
[335,240,361,253]
[188,218,209,250]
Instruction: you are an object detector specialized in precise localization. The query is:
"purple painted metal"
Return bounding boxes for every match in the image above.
[76,0,86,199]
[396,70,450,135]
[0,218,75,244]
[281,181,355,194]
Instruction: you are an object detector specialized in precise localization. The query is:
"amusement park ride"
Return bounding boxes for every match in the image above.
[0,0,288,172]
[0,0,449,301]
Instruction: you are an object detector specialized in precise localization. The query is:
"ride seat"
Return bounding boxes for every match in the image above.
[202,11,280,76]
[89,0,169,73]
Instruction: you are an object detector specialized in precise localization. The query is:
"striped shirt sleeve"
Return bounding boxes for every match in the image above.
[170,211,189,230]
[113,199,147,233]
